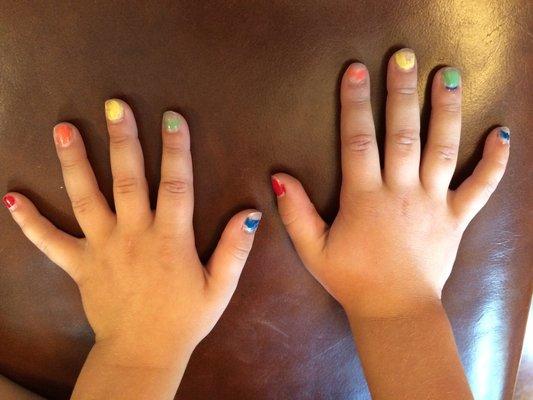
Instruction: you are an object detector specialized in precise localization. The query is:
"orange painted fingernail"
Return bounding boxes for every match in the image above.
[53,124,73,147]
[347,64,367,84]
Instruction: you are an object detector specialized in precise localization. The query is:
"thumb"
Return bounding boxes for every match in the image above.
[206,210,261,296]
[3,192,83,281]
[271,173,328,267]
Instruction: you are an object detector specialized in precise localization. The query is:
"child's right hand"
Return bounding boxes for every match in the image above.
[272,49,509,320]
[3,100,261,399]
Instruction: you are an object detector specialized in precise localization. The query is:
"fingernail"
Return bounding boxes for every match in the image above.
[105,99,124,123]
[498,127,510,143]
[53,124,73,147]
[394,49,415,71]
[271,176,286,197]
[347,64,367,85]
[243,212,262,234]
[163,111,182,133]
[442,68,461,90]
[2,194,16,211]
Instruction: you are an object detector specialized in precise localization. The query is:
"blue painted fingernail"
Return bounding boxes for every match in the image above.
[243,212,262,234]
[499,127,510,143]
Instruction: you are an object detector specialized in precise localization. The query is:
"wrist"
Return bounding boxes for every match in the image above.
[92,333,196,370]
[73,333,194,399]
[342,290,444,322]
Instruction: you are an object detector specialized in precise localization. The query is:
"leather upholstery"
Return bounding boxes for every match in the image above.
[0,1,530,399]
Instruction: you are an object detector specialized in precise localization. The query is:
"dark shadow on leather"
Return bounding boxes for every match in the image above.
[420,65,445,147]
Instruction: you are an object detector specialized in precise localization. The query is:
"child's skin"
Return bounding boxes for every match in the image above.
[2,49,509,399]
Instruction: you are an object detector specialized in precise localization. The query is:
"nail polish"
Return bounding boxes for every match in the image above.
[243,212,262,234]
[442,68,461,90]
[54,124,73,147]
[394,49,415,71]
[105,99,124,123]
[163,111,182,133]
[2,194,16,210]
[271,176,286,197]
[499,127,510,143]
[347,64,367,84]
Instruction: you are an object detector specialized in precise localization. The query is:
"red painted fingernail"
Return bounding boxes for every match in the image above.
[54,124,73,147]
[271,176,286,197]
[2,194,16,210]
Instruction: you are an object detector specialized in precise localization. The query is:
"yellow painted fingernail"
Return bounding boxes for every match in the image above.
[105,99,124,123]
[394,49,415,71]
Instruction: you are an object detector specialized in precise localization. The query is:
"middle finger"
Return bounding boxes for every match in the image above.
[384,48,421,188]
[104,99,151,229]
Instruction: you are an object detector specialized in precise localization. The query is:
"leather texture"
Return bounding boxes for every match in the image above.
[0,1,531,399]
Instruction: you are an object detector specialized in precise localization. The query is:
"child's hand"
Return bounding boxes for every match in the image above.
[272,50,509,319]
[3,100,261,397]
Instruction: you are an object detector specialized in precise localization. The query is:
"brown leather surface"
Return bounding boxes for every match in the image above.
[0,1,531,399]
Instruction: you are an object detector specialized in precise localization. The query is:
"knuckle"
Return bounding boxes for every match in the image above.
[60,157,84,172]
[35,230,52,255]
[108,133,131,148]
[392,85,417,96]
[433,143,458,160]
[163,139,189,156]
[279,207,300,228]
[70,194,96,215]
[280,202,314,229]
[17,217,31,233]
[482,178,499,195]
[344,96,370,107]
[437,102,461,115]
[345,133,374,154]
[160,178,191,195]
[493,157,508,169]
[113,176,140,194]
[475,178,499,200]
[230,242,251,262]
[391,128,419,148]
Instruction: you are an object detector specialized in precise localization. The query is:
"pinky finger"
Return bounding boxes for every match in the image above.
[206,210,261,300]
[452,127,510,225]
[2,192,84,281]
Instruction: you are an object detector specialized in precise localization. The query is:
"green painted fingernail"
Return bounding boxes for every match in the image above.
[442,68,461,90]
[163,111,182,133]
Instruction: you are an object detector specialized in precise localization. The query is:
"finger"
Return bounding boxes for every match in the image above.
[3,192,83,281]
[53,123,115,239]
[340,63,381,193]
[206,210,261,296]
[421,67,462,197]
[104,99,151,228]
[384,48,421,188]
[271,173,328,271]
[452,127,510,225]
[154,111,194,235]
